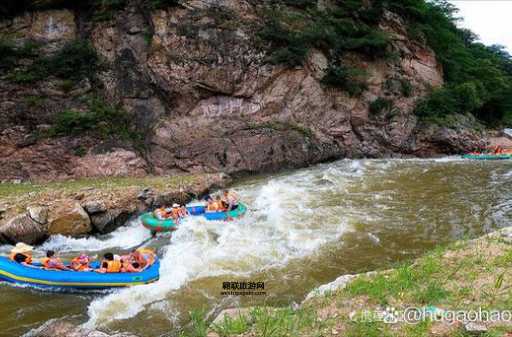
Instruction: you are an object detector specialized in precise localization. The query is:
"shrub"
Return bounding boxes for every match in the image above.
[0,39,42,72]
[322,64,367,96]
[91,0,127,21]
[46,40,100,80]
[258,3,390,70]
[49,97,139,142]
[145,0,180,9]
[9,40,100,84]
[400,79,413,97]
[415,87,459,117]
[0,40,20,71]
[369,97,394,116]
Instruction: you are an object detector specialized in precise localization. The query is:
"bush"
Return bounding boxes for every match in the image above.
[91,0,127,21]
[400,79,413,97]
[9,40,100,84]
[258,3,390,71]
[369,97,394,116]
[414,88,458,117]
[0,39,41,72]
[49,97,139,142]
[47,40,99,80]
[322,64,367,96]
[0,40,20,71]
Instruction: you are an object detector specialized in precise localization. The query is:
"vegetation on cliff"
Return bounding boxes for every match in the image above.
[257,0,512,126]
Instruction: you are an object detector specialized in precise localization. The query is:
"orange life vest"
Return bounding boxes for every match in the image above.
[41,257,51,268]
[105,259,122,273]
[71,257,89,271]
[170,208,181,218]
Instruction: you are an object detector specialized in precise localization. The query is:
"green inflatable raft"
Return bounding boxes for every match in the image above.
[140,213,178,232]
[462,154,512,160]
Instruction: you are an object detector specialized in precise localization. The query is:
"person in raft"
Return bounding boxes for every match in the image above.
[206,195,226,212]
[97,252,122,273]
[130,248,155,270]
[71,253,91,271]
[221,189,239,211]
[154,204,188,220]
[9,243,34,265]
[98,249,155,273]
[169,203,182,220]
[42,250,70,270]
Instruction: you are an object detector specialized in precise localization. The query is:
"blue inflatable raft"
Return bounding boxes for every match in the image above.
[0,257,160,290]
[203,203,248,221]
[141,203,247,232]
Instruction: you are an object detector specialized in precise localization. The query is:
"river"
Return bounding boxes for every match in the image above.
[1,158,511,337]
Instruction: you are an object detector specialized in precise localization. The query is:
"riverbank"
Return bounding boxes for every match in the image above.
[202,227,512,337]
[0,173,229,245]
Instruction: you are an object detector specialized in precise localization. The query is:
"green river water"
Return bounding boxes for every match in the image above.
[0,158,511,337]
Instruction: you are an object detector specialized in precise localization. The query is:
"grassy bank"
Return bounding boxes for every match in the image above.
[184,230,512,337]
[0,175,202,199]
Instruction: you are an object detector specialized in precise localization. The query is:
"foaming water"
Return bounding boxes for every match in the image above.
[40,219,152,253]
[85,167,351,327]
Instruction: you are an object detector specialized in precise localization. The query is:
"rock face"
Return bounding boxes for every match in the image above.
[0,2,485,182]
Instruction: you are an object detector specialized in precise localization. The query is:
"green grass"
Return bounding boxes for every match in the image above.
[212,313,250,336]
[189,309,209,337]
[0,174,200,199]
[413,282,451,304]
[345,320,392,337]
[250,307,316,337]
[403,319,431,337]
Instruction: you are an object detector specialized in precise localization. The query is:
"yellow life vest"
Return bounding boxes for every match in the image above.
[106,259,122,273]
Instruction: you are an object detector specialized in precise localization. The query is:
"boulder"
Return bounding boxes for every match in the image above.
[303,271,379,302]
[47,201,92,236]
[90,209,131,234]
[27,206,49,224]
[0,213,48,244]
[83,201,107,214]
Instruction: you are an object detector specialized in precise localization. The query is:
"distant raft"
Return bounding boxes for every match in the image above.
[462,154,512,160]
[0,257,160,290]
[203,203,248,221]
[140,203,248,232]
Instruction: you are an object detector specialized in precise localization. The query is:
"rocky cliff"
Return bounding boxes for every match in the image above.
[0,0,486,182]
